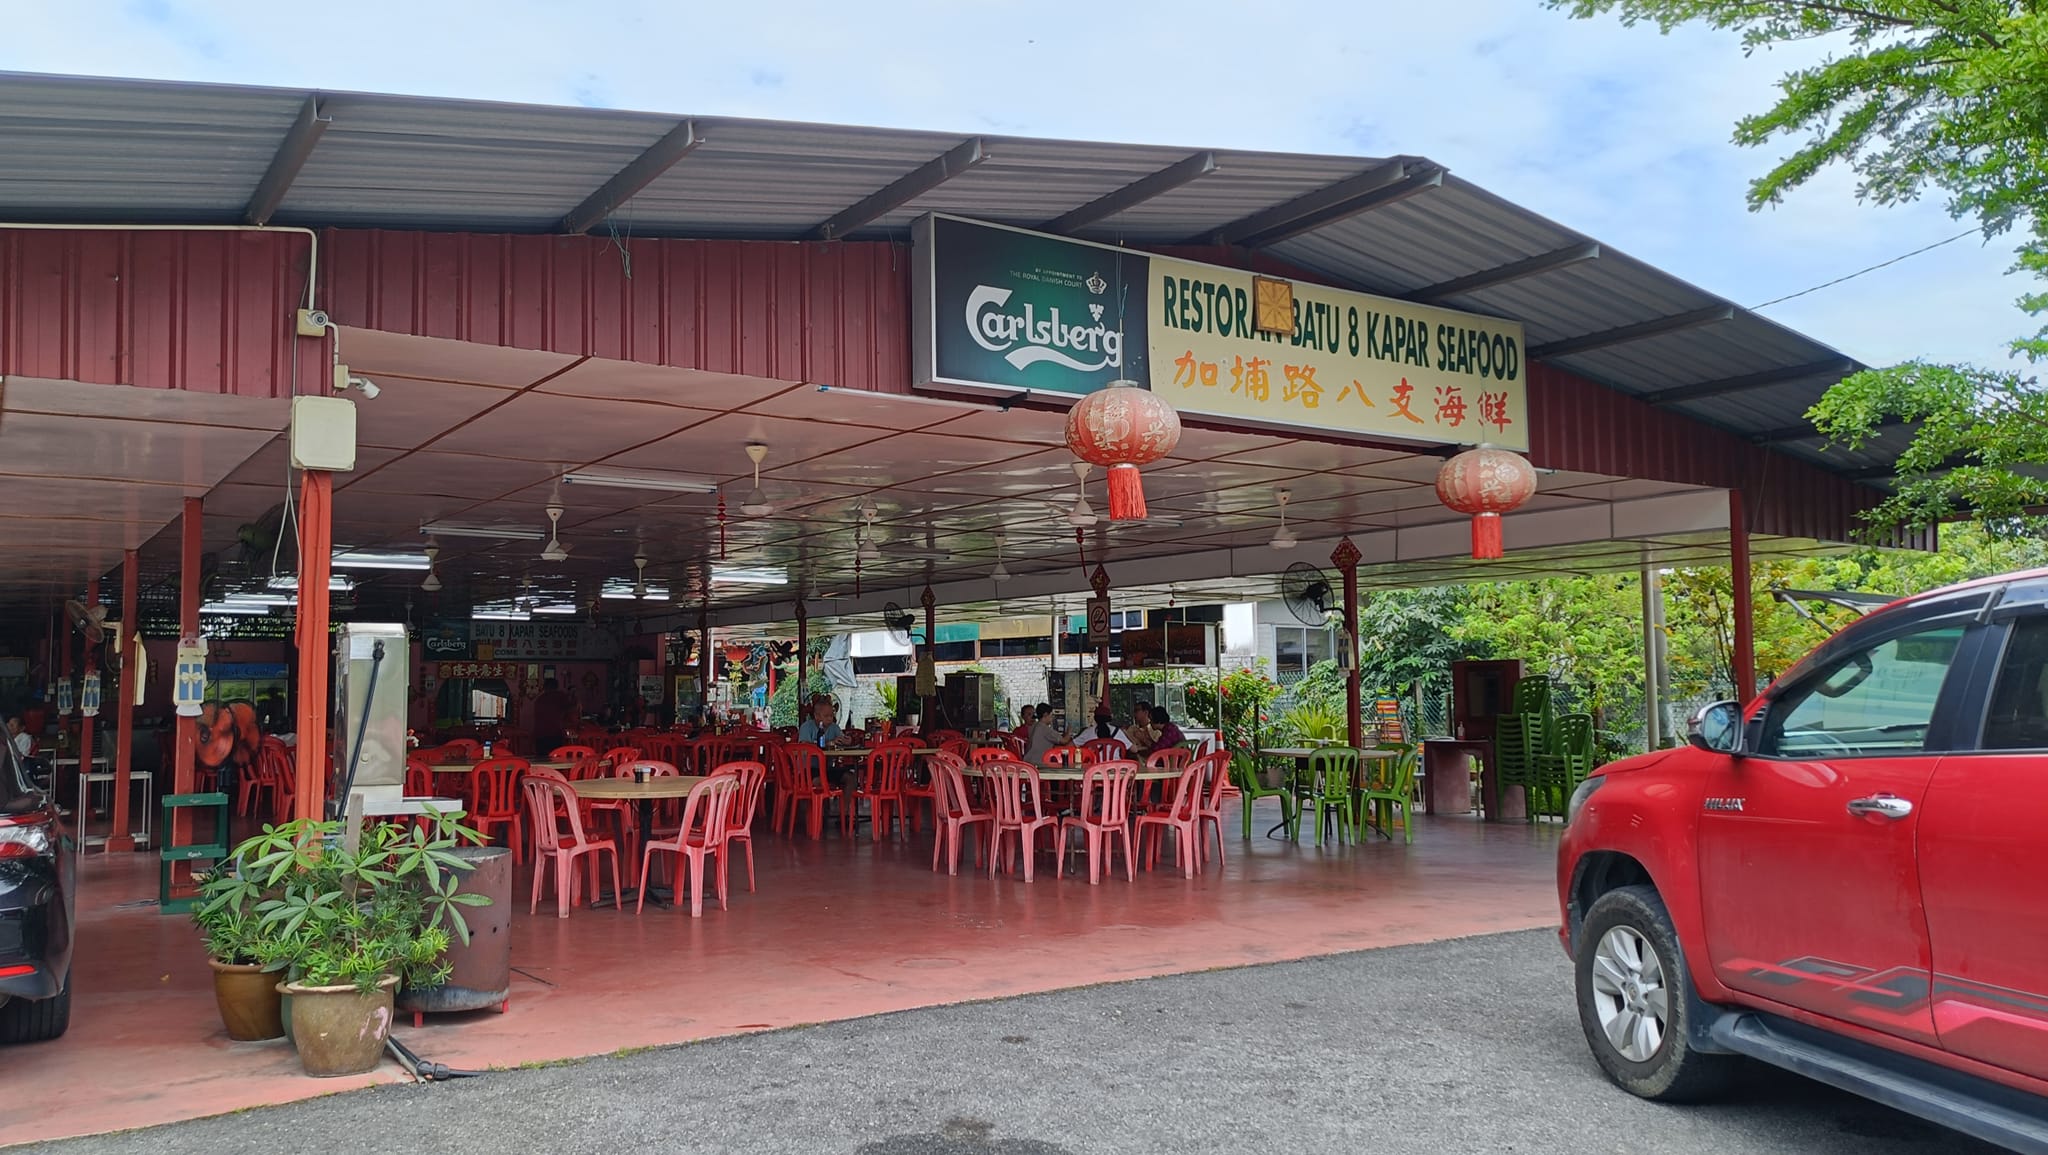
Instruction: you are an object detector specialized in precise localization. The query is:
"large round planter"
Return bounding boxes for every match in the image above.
[278,976,398,1077]
[208,959,284,1041]
[396,846,513,1020]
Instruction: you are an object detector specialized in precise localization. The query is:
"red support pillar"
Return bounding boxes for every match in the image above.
[173,497,201,851]
[108,551,139,852]
[795,598,808,694]
[78,577,98,847]
[1332,537,1363,748]
[698,599,712,724]
[294,471,333,821]
[1729,489,1757,705]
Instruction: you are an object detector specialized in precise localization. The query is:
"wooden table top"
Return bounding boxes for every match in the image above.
[569,775,710,800]
[428,759,574,773]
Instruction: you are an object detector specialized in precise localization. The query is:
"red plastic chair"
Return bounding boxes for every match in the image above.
[1140,746,1195,808]
[899,751,941,835]
[777,742,833,839]
[1136,761,1204,879]
[1041,745,1083,769]
[995,732,1027,757]
[970,746,1013,765]
[639,775,741,918]
[717,761,768,892]
[599,746,642,771]
[985,761,1057,881]
[523,776,621,918]
[1081,737,1129,764]
[1193,750,1238,868]
[550,744,597,764]
[469,756,529,862]
[1060,760,1139,884]
[441,738,483,762]
[853,744,913,841]
[928,753,992,876]
[404,757,434,799]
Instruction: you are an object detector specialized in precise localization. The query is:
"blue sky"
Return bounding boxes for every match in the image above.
[5,0,2032,369]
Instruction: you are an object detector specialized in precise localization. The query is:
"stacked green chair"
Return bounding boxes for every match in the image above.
[1297,747,1361,846]
[1356,743,1420,843]
[1234,752,1298,841]
[1532,713,1596,820]
[1492,676,1554,822]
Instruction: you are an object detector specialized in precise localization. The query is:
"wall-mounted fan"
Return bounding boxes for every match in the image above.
[881,601,920,646]
[1281,561,1336,628]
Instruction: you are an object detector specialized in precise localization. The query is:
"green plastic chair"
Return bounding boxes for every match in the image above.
[1296,747,1360,846]
[1356,743,1420,843]
[1533,713,1595,821]
[1233,752,1298,841]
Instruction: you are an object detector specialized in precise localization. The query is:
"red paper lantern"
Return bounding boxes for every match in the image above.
[1065,381,1182,520]
[1435,447,1538,560]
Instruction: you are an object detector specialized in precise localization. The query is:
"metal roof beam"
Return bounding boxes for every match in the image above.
[814,137,988,240]
[1639,357,1857,407]
[1843,452,1969,483]
[1041,151,1218,233]
[558,119,703,235]
[244,94,330,226]
[1528,306,1737,362]
[1408,242,1601,304]
[1204,159,1445,248]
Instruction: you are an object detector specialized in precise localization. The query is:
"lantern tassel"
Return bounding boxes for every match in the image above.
[1106,463,1148,521]
[1470,513,1505,560]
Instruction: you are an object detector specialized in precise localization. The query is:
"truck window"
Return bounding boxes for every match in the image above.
[1983,615,2048,751]
[1759,624,1964,759]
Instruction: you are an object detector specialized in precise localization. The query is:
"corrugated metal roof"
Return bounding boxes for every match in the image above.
[0,70,1900,485]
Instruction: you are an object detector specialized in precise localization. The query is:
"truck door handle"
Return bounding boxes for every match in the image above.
[1847,794,1914,820]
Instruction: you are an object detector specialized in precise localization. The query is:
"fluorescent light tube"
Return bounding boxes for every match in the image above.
[331,549,432,571]
[561,468,719,494]
[421,522,545,541]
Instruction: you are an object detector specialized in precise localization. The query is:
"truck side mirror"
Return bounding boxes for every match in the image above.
[1687,701,1744,755]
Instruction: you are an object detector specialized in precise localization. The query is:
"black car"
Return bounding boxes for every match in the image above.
[0,735,73,1042]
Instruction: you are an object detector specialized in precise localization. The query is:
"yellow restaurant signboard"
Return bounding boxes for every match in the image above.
[1148,255,1527,450]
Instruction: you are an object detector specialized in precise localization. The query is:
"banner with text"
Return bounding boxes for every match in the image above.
[912,214,1527,450]
[469,621,609,661]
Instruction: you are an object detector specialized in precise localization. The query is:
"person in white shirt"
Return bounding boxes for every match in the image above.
[1081,706,1129,749]
[6,716,32,758]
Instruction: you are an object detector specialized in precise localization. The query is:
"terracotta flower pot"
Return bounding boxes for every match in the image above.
[208,958,284,1041]
[278,975,399,1077]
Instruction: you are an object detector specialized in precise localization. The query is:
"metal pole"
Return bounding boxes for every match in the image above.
[1729,490,1757,705]
[293,472,333,821]
[1333,538,1363,749]
[109,550,139,852]
[1641,564,1664,750]
[79,576,97,848]
[172,497,201,851]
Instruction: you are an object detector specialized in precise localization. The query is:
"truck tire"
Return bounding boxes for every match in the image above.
[0,972,72,1043]
[1576,884,1735,1102]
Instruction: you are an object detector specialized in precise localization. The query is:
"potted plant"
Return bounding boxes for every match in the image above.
[220,810,489,1076]
[191,876,286,1041]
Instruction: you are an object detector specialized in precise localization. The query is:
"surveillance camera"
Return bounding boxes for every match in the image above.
[345,375,381,400]
[306,309,330,329]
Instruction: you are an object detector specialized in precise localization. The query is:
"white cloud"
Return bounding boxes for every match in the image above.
[3,0,2033,367]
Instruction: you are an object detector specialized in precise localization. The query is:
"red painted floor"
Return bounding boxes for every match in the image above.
[5,805,1562,1148]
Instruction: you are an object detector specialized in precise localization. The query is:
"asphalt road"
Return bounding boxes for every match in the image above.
[23,929,1999,1155]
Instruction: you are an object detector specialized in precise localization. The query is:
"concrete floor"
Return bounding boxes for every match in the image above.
[5,803,1561,1147]
[22,929,1995,1155]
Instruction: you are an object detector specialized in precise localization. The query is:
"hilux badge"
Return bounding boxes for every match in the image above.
[1704,797,1746,813]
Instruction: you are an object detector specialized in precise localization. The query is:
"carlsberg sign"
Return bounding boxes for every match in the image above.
[914,215,1151,397]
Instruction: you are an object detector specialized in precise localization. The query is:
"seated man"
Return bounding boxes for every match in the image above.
[797,698,843,747]
[1023,702,1067,763]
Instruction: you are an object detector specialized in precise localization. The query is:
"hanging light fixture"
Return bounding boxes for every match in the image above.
[740,442,772,517]
[632,551,650,599]
[1270,488,1298,550]
[858,530,881,564]
[541,503,570,563]
[1067,461,1097,528]
[990,532,1011,583]
[421,542,443,592]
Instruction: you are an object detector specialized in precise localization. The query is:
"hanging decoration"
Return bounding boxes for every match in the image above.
[1064,380,1181,520]
[80,669,101,718]
[55,675,73,716]
[717,490,728,560]
[174,635,208,717]
[1434,446,1539,560]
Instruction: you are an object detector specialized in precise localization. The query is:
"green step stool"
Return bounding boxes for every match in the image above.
[159,791,230,914]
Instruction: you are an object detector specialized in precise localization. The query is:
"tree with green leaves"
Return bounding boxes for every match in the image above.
[1548,0,2048,534]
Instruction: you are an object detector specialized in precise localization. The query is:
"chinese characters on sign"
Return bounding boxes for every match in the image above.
[437,662,515,680]
[466,621,605,661]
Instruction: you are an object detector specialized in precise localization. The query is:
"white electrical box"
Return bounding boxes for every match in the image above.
[290,395,358,472]
[334,623,410,814]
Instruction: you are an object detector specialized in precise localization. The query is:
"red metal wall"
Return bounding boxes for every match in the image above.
[0,226,1913,547]
[319,230,911,394]
[0,229,318,397]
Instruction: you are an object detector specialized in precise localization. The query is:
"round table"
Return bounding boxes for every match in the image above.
[570,776,708,908]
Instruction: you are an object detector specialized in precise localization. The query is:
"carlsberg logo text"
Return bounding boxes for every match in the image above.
[966,285,1123,374]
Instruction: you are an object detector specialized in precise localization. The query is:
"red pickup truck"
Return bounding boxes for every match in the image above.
[1558,568,2048,1152]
